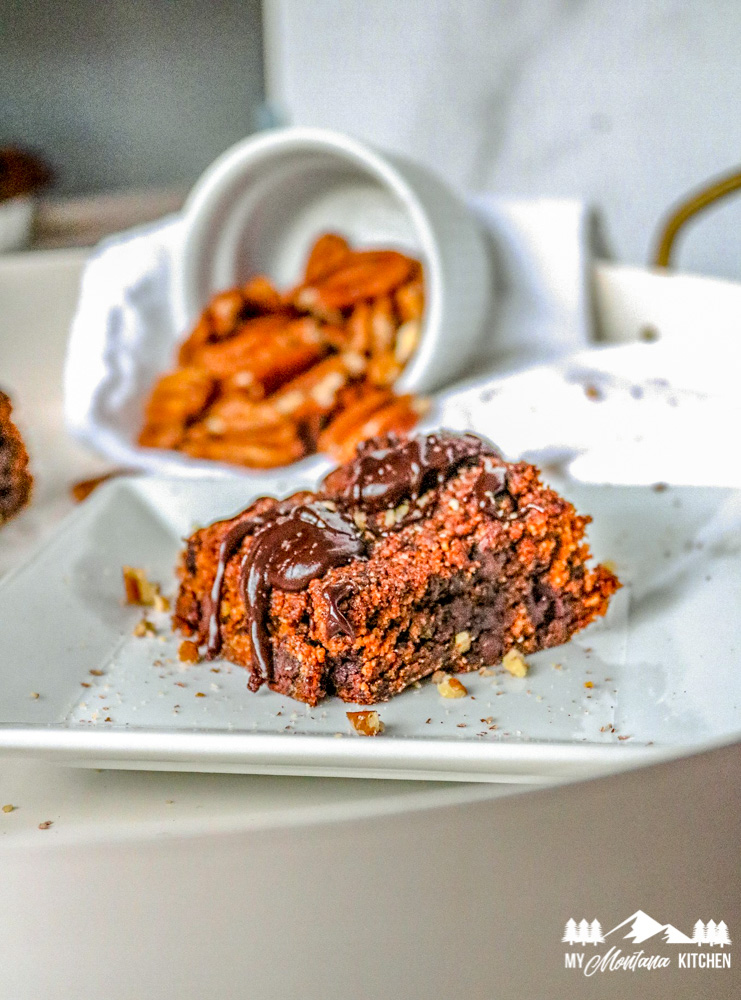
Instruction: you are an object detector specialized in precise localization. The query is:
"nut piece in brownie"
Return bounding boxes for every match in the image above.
[0,390,32,524]
[173,431,620,705]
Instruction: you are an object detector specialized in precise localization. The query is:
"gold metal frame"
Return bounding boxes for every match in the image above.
[652,168,741,268]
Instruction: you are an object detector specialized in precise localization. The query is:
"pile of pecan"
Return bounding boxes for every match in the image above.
[138,233,428,468]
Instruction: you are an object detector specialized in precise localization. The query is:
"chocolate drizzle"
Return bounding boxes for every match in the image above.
[204,518,261,658]
[472,464,508,513]
[203,494,308,659]
[239,503,365,687]
[323,431,499,513]
[324,581,356,639]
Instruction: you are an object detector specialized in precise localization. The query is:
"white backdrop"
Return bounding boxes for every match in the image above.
[265,0,741,281]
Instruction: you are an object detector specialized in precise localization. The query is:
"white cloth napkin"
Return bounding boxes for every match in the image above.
[468,197,592,370]
[64,196,741,489]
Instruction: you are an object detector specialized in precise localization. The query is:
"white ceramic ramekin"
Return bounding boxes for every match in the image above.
[173,127,492,394]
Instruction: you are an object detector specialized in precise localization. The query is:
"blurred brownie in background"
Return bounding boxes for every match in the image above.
[0,390,33,523]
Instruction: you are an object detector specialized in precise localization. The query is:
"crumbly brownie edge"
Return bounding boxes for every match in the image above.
[0,391,33,523]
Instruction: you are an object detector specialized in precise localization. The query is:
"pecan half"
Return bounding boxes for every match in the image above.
[366,351,403,387]
[180,421,306,468]
[303,232,352,284]
[346,301,373,354]
[242,274,285,314]
[187,314,291,378]
[271,352,366,421]
[294,250,414,312]
[319,389,427,462]
[394,273,425,323]
[369,295,397,355]
[197,317,327,395]
[138,367,217,449]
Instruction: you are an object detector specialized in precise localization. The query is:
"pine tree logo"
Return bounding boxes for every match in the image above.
[562,919,578,945]
[564,913,732,948]
[715,921,732,948]
[562,918,606,945]
[692,919,733,947]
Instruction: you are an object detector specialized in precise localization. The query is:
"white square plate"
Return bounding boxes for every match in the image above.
[0,476,739,782]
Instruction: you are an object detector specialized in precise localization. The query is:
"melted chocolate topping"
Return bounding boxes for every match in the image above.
[323,581,356,639]
[204,519,262,658]
[472,464,508,513]
[239,503,364,686]
[324,431,499,512]
[204,495,308,659]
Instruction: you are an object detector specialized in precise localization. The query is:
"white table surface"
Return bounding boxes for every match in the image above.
[1,246,739,999]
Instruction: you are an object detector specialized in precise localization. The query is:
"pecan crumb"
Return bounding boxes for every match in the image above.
[29,691,40,699]
[133,617,156,637]
[437,675,468,698]
[178,640,201,664]
[38,820,53,830]
[454,630,471,654]
[346,710,384,736]
[584,680,594,689]
[122,565,166,607]
[502,649,529,678]
[195,691,206,698]
[153,592,171,614]
[2,804,16,813]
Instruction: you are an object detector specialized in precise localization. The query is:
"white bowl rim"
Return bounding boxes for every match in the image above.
[177,126,445,392]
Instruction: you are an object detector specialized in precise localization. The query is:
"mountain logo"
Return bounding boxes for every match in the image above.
[563,911,731,948]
